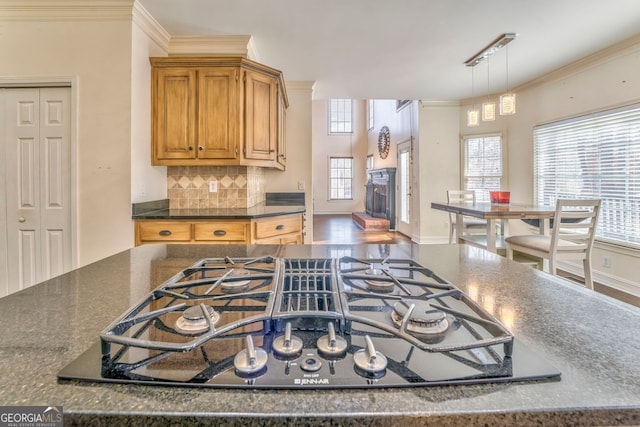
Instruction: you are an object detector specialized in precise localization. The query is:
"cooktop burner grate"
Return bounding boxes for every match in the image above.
[58,254,561,389]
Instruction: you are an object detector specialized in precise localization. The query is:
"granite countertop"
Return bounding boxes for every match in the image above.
[132,197,305,220]
[1,244,640,426]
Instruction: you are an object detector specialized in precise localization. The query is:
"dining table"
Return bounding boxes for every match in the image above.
[430,201,557,253]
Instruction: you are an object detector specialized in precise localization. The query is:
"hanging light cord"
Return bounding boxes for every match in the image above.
[486,59,490,99]
[505,45,510,93]
[471,66,475,106]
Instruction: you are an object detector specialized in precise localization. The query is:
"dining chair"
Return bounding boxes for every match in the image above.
[505,199,601,289]
[446,190,487,244]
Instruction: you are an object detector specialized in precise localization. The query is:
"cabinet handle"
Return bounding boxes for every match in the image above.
[275,225,285,230]
[159,230,172,236]
[213,230,227,236]
[188,146,194,151]
[198,146,204,151]
[270,149,275,153]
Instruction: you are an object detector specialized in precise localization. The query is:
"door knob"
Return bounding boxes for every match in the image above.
[18,216,26,223]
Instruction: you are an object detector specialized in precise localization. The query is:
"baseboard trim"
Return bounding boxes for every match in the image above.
[412,235,449,244]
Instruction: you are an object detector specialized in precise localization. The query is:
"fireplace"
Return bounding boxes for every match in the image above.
[365,168,396,229]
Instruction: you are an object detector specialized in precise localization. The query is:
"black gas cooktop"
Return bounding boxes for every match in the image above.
[58,256,560,389]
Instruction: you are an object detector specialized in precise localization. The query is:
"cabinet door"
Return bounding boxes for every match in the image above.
[153,67,196,161]
[244,70,277,161]
[198,67,239,159]
[193,221,249,243]
[136,221,192,245]
[253,214,302,240]
[276,90,287,169]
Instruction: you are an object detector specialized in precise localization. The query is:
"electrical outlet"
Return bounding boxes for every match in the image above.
[298,180,305,190]
[602,256,611,268]
[209,180,218,193]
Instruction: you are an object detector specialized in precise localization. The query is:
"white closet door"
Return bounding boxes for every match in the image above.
[3,87,71,295]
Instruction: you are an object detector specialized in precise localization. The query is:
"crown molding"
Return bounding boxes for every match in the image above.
[0,0,135,21]
[419,100,460,107]
[284,81,316,92]
[515,32,640,93]
[460,32,640,105]
[167,35,256,58]
[132,0,170,51]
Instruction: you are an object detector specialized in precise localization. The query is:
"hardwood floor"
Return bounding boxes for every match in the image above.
[313,214,411,245]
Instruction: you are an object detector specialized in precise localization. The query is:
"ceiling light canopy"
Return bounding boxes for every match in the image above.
[464,33,517,67]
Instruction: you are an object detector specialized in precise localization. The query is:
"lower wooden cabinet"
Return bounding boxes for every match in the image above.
[136,221,192,244]
[193,221,249,243]
[135,213,303,246]
[252,214,302,244]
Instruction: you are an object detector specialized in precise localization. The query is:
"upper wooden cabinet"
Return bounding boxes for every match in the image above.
[151,57,288,169]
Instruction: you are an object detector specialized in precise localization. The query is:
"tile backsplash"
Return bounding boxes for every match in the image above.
[167,166,265,209]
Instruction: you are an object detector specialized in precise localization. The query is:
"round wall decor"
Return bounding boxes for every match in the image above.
[378,126,390,159]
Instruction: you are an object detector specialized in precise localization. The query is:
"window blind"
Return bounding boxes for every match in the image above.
[534,103,640,247]
[463,134,503,202]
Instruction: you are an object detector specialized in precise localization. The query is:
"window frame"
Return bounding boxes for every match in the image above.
[461,133,506,203]
[367,99,374,131]
[328,156,354,200]
[366,154,374,171]
[533,103,640,249]
[328,99,353,134]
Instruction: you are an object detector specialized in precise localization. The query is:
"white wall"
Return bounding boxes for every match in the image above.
[264,81,314,242]
[416,102,460,242]
[131,19,168,203]
[457,35,640,294]
[312,99,368,215]
[0,17,135,267]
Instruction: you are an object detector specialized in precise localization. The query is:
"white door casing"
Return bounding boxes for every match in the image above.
[397,139,412,237]
[2,87,72,296]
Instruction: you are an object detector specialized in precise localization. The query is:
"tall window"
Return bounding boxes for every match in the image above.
[534,103,640,248]
[329,157,353,200]
[367,99,374,131]
[329,99,353,134]
[462,134,503,202]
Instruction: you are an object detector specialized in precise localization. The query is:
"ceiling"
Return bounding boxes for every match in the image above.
[138,0,640,101]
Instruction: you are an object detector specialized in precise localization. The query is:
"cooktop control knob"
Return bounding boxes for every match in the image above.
[234,335,268,375]
[353,335,387,376]
[272,322,303,358]
[317,322,348,358]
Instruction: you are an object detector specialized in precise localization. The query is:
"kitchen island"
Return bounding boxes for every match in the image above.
[1,244,639,426]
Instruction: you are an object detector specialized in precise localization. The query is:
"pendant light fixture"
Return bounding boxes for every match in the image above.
[499,43,516,115]
[464,33,517,120]
[482,58,496,121]
[467,66,479,127]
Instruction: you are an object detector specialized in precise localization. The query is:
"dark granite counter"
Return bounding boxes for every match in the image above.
[132,198,305,220]
[1,244,640,426]
[133,204,305,220]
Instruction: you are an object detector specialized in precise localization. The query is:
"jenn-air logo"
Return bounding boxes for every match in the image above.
[294,378,330,385]
[0,406,63,427]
